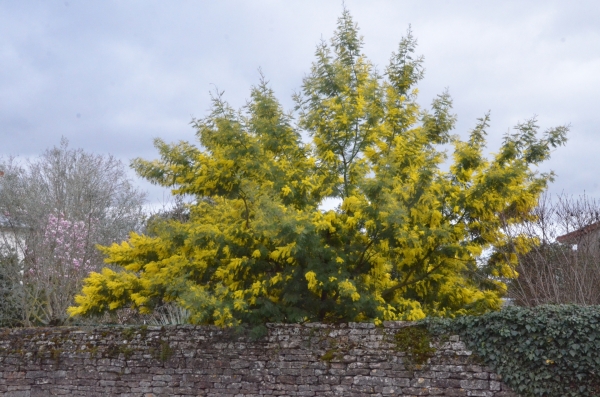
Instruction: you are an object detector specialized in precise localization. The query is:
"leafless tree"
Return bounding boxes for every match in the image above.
[0,138,146,326]
[506,193,600,306]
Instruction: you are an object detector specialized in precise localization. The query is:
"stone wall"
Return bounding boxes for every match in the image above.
[0,322,518,397]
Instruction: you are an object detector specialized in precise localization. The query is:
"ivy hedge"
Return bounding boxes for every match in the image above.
[424,305,600,397]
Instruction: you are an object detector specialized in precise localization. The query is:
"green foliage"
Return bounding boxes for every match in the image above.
[0,250,21,327]
[425,305,600,397]
[70,10,567,329]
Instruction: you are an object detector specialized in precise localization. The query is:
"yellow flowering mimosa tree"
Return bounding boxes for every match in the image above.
[69,10,567,331]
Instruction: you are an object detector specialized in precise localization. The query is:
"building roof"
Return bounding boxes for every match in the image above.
[556,221,600,244]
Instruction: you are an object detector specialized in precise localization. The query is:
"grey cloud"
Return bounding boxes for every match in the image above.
[1,0,599,203]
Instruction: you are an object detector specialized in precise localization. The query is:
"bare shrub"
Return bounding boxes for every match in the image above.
[507,193,600,306]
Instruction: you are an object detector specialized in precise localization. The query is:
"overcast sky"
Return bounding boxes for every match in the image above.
[1,1,599,206]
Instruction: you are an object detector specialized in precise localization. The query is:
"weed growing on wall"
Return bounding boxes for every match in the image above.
[392,325,435,367]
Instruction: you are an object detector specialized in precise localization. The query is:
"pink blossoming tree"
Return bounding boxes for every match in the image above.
[21,213,96,324]
[0,138,146,326]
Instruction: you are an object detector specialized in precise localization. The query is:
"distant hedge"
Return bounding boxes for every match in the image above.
[424,305,600,397]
